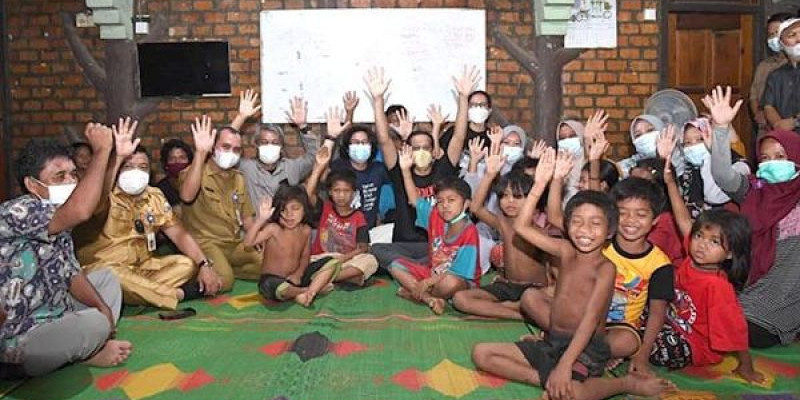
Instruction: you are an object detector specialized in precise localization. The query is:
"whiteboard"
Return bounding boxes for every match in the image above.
[259,9,486,123]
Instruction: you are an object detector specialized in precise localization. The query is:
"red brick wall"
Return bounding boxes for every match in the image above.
[6,0,659,163]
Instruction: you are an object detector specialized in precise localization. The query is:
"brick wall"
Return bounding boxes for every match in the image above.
[5,0,660,165]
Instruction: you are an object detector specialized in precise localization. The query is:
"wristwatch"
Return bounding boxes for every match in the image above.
[198,258,214,269]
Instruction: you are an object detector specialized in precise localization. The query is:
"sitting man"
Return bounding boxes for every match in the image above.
[763,17,800,132]
[179,115,261,291]
[76,137,222,310]
[1,124,131,378]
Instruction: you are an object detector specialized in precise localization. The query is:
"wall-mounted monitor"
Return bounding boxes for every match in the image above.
[138,41,231,97]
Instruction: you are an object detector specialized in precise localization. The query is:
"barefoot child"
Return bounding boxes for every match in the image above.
[453,140,547,320]
[472,149,673,400]
[387,146,481,314]
[305,146,378,286]
[246,185,338,307]
[654,139,765,383]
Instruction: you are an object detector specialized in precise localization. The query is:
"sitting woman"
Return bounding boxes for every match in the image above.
[707,86,800,349]
[156,138,194,209]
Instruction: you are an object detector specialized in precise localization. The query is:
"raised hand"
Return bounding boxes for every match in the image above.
[656,124,677,160]
[528,139,548,160]
[468,137,487,163]
[315,144,332,168]
[427,104,448,127]
[452,65,481,97]
[553,150,575,181]
[84,122,114,153]
[238,88,262,119]
[325,106,351,139]
[395,109,414,141]
[588,130,609,161]
[112,116,140,159]
[534,147,556,187]
[701,86,743,129]
[663,152,676,185]
[191,115,217,154]
[584,110,608,142]
[285,96,308,128]
[258,196,274,221]
[485,151,506,176]
[342,91,359,113]
[487,125,503,145]
[364,67,391,100]
[398,144,414,171]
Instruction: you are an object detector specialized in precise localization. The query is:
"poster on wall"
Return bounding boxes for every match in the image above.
[564,0,618,48]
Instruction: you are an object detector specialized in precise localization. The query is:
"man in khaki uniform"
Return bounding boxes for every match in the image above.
[179,115,262,291]
[77,144,221,310]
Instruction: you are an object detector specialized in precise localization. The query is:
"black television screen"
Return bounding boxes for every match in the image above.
[138,41,231,97]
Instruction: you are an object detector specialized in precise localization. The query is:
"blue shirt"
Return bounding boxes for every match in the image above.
[0,196,81,362]
[330,159,390,228]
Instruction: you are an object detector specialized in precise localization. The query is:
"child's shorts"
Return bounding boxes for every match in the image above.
[311,253,378,281]
[515,331,611,385]
[482,280,539,302]
[259,257,340,301]
[649,324,692,369]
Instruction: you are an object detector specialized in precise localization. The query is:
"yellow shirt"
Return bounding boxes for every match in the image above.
[179,162,255,244]
[77,186,178,268]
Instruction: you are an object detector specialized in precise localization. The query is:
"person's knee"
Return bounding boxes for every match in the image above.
[607,330,640,358]
[452,290,475,311]
[432,275,467,299]
[471,343,495,368]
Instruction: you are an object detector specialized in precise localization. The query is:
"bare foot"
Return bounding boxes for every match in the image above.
[84,340,132,368]
[396,287,415,302]
[320,283,335,295]
[295,291,316,307]
[625,375,677,396]
[427,298,446,315]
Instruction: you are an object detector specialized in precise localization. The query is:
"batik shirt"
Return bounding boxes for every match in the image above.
[0,195,80,363]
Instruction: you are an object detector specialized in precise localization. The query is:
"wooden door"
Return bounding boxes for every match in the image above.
[668,12,754,156]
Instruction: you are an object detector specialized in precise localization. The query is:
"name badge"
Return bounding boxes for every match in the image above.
[147,232,157,252]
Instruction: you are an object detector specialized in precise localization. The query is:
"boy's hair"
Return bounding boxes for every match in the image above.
[564,190,618,236]
[325,168,357,192]
[131,145,150,160]
[468,90,492,108]
[339,125,378,162]
[768,12,795,24]
[493,170,533,199]
[385,104,407,118]
[268,184,313,226]
[16,139,72,192]
[160,138,194,170]
[692,209,751,291]
[610,177,665,216]
[71,142,92,155]
[581,159,620,190]
[633,157,666,183]
[435,176,472,200]
[510,156,539,174]
[406,131,435,148]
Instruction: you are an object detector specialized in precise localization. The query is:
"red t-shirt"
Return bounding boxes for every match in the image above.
[648,211,686,266]
[666,235,749,366]
[311,201,369,255]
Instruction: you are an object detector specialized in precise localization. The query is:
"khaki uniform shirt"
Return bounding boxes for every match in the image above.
[77,186,178,268]
[179,162,255,244]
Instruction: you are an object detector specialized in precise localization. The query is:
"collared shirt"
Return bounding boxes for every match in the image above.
[180,162,255,243]
[76,187,178,268]
[751,54,787,105]
[0,195,81,362]
[239,133,318,211]
[762,61,800,120]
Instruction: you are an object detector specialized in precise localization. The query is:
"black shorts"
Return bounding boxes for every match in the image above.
[482,281,537,302]
[515,331,611,385]
[649,324,692,369]
[258,256,335,301]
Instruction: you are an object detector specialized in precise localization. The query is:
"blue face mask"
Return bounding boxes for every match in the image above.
[757,160,799,184]
[558,137,582,156]
[683,143,709,167]
[633,131,659,158]
[348,144,371,163]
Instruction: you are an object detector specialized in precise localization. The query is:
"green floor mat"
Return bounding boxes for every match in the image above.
[2,278,799,400]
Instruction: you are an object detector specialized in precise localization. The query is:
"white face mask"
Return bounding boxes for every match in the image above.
[682,143,710,167]
[468,107,491,124]
[502,146,524,164]
[258,144,282,164]
[557,136,582,156]
[633,131,659,158]
[213,150,240,170]
[117,169,150,196]
[34,178,77,207]
[785,43,800,59]
[768,37,782,53]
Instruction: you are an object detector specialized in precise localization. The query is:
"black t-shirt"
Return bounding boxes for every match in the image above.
[388,158,458,242]
[156,178,181,206]
[329,159,390,229]
[439,125,489,153]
